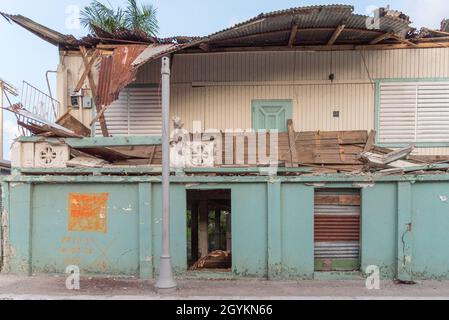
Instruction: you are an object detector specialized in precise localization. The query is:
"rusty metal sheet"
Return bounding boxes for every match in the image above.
[68,193,109,233]
[96,45,148,107]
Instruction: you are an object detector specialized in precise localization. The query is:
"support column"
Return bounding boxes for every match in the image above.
[267,180,282,279]
[191,201,199,262]
[155,56,177,293]
[397,182,413,282]
[226,213,232,252]
[198,200,209,258]
[214,209,221,250]
[138,183,152,279]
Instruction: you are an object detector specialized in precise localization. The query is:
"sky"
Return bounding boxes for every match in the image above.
[1,0,449,159]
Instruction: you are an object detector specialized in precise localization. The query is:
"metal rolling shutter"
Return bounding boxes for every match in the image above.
[96,86,161,136]
[314,189,361,272]
[378,81,449,144]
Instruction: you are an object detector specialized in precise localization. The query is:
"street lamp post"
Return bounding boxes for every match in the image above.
[155,56,177,293]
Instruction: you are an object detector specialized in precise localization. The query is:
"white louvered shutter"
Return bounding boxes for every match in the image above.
[417,83,449,142]
[378,81,449,144]
[95,86,162,136]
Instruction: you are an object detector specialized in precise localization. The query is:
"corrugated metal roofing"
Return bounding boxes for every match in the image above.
[96,45,148,106]
[0,12,78,47]
[206,4,413,46]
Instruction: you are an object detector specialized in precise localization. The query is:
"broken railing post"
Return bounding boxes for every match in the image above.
[155,56,177,293]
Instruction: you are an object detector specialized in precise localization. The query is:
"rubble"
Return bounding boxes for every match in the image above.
[6,102,449,176]
[189,251,232,270]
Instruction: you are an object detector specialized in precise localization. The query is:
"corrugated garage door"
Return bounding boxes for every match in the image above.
[314,189,361,272]
[96,86,162,136]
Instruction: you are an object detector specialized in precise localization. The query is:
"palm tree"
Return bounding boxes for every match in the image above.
[80,0,159,36]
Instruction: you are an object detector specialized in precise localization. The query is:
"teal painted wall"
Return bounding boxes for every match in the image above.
[281,183,314,279]
[232,183,268,277]
[412,182,449,278]
[4,177,449,280]
[361,183,397,278]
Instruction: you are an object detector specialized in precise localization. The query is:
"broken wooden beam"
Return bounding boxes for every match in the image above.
[56,111,91,137]
[74,50,100,93]
[79,46,109,137]
[364,130,376,152]
[67,156,108,168]
[286,119,298,167]
[359,145,416,169]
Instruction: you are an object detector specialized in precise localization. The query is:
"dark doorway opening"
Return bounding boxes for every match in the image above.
[186,189,231,271]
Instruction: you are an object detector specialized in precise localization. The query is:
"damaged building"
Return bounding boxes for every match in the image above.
[2,5,449,280]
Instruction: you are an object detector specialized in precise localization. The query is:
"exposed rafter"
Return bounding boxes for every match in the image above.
[199,43,210,52]
[422,27,449,37]
[328,25,346,46]
[208,27,383,46]
[390,34,418,47]
[370,32,394,45]
[288,24,299,47]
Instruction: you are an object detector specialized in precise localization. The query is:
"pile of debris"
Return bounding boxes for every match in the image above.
[189,251,232,271]
[8,102,449,175]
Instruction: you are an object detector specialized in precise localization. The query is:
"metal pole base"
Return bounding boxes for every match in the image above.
[155,256,177,294]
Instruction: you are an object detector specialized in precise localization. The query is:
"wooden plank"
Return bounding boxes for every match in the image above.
[288,25,299,47]
[364,130,376,152]
[56,111,91,137]
[79,46,109,137]
[286,119,298,167]
[328,25,345,46]
[67,156,107,168]
[370,32,394,45]
[74,50,99,93]
[314,194,361,206]
[390,34,418,47]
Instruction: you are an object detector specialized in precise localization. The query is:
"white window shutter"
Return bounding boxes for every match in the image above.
[416,83,449,142]
[95,86,162,136]
[378,82,417,144]
[378,81,449,144]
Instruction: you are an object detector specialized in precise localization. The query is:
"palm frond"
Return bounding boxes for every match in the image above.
[125,0,159,36]
[81,0,158,36]
[80,0,126,33]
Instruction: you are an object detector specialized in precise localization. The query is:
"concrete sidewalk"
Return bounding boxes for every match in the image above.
[0,275,448,300]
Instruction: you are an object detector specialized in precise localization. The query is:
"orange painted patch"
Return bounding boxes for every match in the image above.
[68,193,109,233]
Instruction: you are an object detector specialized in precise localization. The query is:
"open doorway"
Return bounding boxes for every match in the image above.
[186,189,232,271]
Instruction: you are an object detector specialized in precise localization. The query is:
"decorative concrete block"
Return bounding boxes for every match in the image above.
[11,142,35,168]
[34,143,70,168]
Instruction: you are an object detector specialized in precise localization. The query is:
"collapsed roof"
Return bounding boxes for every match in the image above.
[4,4,449,126]
[1,5,449,51]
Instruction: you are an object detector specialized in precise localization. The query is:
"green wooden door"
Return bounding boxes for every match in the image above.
[252,100,293,132]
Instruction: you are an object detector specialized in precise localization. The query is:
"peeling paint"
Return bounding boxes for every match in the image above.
[68,193,109,233]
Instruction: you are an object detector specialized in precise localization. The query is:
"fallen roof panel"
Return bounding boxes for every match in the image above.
[0,12,79,47]
[96,45,148,107]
